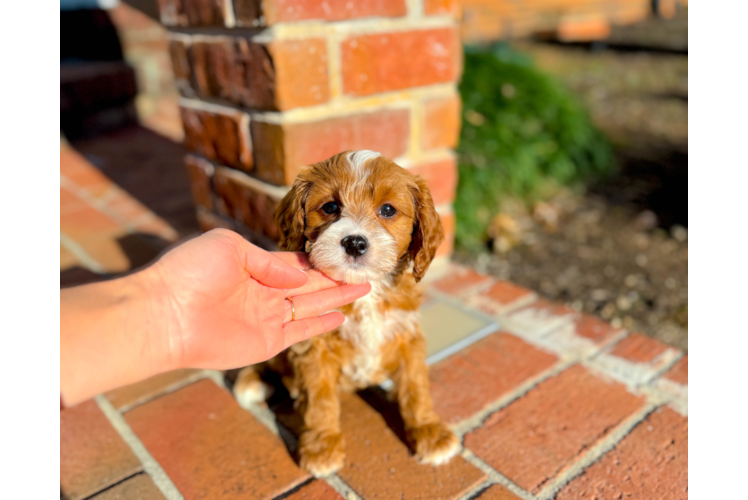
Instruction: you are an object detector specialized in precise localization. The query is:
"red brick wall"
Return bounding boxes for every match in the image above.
[159,0,461,258]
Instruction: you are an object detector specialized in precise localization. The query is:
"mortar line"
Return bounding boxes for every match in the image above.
[406,0,425,18]
[222,0,236,28]
[203,368,231,389]
[460,449,537,500]
[216,367,367,499]
[239,396,285,436]
[642,349,685,385]
[586,328,631,356]
[456,478,493,500]
[178,97,250,115]
[94,395,185,500]
[178,83,457,123]
[458,293,541,323]
[423,274,497,299]
[396,147,456,167]
[274,15,458,38]
[532,327,631,369]
[205,370,288,436]
[535,402,659,500]
[325,474,363,500]
[225,375,364,499]
[185,153,289,203]
[581,359,648,395]
[60,231,106,274]
[639,383,687,416]
[426,282,632,369]
[651,370,688,400]
[214,165,290,200]
[327,33,343,99]
[581,360,688,416]
[646,378,685,397]
[434,202,454,216]
[453,358,577,438]
[499,313,577,344]
[667,397,688,417]
[429,284,537,322]
[61,176,176,239]
[168,15,456,39]
[408,97,424,159]
[426,321,500,366]
[583,343,683,391]
[116,370,214,414]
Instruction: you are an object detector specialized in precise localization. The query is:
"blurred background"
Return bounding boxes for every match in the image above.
[60,0,687,350]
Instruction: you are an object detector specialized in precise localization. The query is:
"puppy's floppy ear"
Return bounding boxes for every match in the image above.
[274,174,311,251]
[408,177,444,282]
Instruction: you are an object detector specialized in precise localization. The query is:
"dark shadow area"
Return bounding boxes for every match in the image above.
[356,386,409,447]
[61,232,197,288]
[61,4,198,238]
[60,267,109,289]
[70,126,199,237]
[116,232,174,268]
[591,147,688,229]
[61,8,140,140]
[223,369,416,461]
[61,8,124,63]
[272,479,316,500]
[223,368,302,458]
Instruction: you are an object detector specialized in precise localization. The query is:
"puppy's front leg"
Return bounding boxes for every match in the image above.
[393,332,460,466]
[293,343,346,477]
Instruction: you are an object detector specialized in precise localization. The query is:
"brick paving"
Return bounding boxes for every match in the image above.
[60,120,687,500]
[61,254,688,499]
[60,129,197,285]
[60,400,143,500]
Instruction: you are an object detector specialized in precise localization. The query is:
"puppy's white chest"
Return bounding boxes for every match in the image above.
[339,295,389,385]
[338,282,418,386]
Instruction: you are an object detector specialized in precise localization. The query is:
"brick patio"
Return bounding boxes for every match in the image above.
[60,150,687,499]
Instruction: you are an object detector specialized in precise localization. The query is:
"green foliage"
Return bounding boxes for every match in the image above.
[455,44,614,251]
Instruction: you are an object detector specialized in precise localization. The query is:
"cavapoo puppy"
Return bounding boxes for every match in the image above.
[233,150,460,477]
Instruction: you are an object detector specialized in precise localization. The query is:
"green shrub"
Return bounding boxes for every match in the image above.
[455,44,614,251]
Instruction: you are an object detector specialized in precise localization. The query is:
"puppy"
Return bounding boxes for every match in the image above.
[234,150,460,477]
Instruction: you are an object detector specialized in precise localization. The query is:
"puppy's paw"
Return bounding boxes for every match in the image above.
[299,432,346,478]
[233,375,274,408]
[409,421,461,466]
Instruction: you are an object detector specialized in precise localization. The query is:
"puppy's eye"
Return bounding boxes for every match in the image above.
[322,201,340,214]
[379,204,397,218]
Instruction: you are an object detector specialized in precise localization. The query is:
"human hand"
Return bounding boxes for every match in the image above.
[144,229,370,371]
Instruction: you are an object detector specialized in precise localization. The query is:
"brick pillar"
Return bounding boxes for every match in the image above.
[159,0,462,259]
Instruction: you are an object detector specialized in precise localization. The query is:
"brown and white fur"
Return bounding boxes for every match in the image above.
[233,151,460,477]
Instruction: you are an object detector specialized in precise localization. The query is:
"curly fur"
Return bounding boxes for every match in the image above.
[235,151,458,477]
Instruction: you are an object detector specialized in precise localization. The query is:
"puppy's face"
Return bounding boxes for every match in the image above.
[275,151,443,284]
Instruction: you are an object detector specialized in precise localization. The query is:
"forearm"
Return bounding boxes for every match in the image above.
[60,270,170,407]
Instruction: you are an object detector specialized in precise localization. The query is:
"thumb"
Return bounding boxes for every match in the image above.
[241,239,308,289]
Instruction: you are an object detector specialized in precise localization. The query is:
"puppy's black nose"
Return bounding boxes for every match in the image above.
[341,235,368,256]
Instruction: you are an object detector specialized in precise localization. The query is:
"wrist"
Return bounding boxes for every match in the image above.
[131,264,183,373]
[60,269,175,406]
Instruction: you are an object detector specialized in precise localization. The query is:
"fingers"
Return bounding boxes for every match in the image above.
[283,282,371,323]
[240,242,308,289]
[272,252,312,270]
[282,312,346,347]
[271,252,343,295]
[287,268,346,295]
